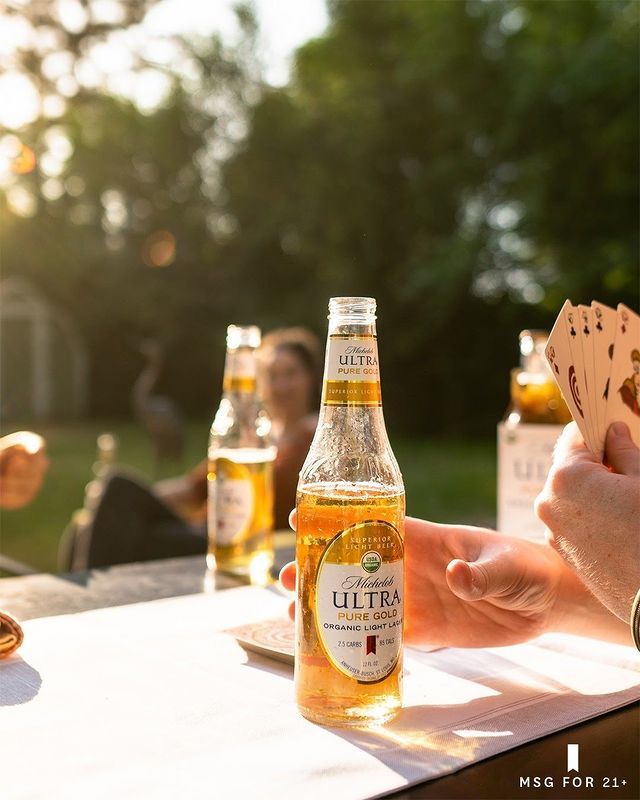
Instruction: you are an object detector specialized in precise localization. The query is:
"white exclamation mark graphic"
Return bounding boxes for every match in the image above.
[567,744,579,772]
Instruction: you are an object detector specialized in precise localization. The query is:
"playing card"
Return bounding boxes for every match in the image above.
[604,303,640,448]
[545,300,596,453]
[590,301,617,456]
[577,304,598,449]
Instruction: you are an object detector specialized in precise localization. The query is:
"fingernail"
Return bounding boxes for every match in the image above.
[610,422,630,438]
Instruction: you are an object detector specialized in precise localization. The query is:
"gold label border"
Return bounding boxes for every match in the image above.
[322,379,381,406]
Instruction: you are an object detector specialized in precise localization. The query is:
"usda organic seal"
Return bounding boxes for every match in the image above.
[361,551,382,574]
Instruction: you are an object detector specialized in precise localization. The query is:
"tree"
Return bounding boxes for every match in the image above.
[2,0,637,433]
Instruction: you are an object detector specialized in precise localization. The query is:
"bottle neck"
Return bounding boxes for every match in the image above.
[222,346,258,396]
[320,318,381,409]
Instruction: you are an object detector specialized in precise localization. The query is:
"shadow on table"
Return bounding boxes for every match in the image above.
[242,651,295,680]
[0,655,42,705]
[324,648,640,784]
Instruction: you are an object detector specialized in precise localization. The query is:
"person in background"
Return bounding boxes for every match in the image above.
[62,327,322,569]
[281,422,639,649]
[0,431,48,510]
[259,327,322,529]
[157,327,321,531]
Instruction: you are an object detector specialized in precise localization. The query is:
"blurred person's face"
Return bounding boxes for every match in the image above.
[263,346,314,421]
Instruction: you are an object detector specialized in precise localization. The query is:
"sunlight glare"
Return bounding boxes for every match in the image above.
[55,0,89,34]
[0,72,40,129]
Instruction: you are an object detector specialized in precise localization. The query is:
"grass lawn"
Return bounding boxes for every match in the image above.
[0,419,497,575]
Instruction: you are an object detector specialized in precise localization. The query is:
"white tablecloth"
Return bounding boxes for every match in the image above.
[2,586,639,800]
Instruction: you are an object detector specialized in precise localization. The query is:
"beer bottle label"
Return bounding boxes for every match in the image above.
[315,520,403,683]
[497,422,561,542]
[322,335,381,406]
[208,458,253,545]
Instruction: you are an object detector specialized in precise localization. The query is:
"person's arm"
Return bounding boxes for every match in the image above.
[281,513,631,648]
[547,558,632,645]
[154,461,208,522]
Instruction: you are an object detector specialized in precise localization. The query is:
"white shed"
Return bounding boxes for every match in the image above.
[0,277,89,419]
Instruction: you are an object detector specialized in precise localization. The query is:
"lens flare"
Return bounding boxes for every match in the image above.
[141,230,176,267]
[12,143,37,174]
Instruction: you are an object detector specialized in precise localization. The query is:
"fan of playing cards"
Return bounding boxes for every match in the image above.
[545,301,640,459]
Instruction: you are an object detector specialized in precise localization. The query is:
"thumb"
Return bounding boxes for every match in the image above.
[605,422,640,476]
[446,552,517,602]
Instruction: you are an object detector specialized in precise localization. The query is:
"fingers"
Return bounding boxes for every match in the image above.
[605,422,640,476]
[446,548,517,603]
[283,507,296,621]
[278,562,296,621]
[552,421,598,468]
[279,561,296,591]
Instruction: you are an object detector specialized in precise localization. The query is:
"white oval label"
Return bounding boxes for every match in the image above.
[314,520,403,683]
[208,462,253,546]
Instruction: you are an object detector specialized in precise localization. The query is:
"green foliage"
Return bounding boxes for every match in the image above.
[1,0,637,433]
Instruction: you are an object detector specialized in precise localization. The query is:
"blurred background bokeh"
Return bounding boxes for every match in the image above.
[1,0,638,572]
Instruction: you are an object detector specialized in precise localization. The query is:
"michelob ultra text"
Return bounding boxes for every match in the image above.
[295,297,405,726]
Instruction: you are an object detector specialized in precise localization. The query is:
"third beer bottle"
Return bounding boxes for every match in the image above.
[295,297,405,726]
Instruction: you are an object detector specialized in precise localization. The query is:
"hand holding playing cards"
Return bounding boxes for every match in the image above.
[280,514,629,648]
[536,421,640,621]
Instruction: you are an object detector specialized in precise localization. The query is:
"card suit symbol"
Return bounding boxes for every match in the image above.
[583,325,590,336]
[570,326,576,337]
[568,365,584,418]
[596,322,603,331]
[622,324,627,334]
[554,364,559,374]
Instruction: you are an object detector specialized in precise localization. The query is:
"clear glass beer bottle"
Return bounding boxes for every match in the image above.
[497,329,571,541]
[295,297,405,726]
[208,325,276,584]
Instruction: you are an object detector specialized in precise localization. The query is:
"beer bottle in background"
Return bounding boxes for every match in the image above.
[208,325,276,584]
[295,297,405,727]
[497,330,571,542]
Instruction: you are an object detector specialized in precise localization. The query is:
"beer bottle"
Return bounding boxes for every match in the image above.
[497,329,571,541]
[295,297,405,727]
[208,325,276,584]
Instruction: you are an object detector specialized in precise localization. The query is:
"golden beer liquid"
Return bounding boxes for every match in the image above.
[295,484,405,726]
[509,369,571,424]
[207,450,275,584]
